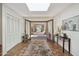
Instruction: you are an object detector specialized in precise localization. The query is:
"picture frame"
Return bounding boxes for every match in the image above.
[62,15,79,31]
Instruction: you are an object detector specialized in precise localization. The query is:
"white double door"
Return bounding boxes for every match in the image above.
[5,14,19,51]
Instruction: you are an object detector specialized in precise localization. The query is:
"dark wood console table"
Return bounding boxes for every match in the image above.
[61,36,71,54]
[55,33,71,54]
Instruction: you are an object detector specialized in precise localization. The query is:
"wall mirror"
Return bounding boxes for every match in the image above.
[35,24,44,32]
[31,24,45,34]
[62,15,79,31]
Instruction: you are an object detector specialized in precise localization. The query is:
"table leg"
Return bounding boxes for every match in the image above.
[68,38,71,54]
[63,38,65,53]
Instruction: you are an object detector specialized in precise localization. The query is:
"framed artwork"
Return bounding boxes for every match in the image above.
[31,24,44,34]
[34,24,44,32]
[62,15,79,31]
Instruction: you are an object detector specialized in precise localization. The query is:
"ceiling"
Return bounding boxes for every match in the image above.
[5,3,71,18]
[26,3,50,11]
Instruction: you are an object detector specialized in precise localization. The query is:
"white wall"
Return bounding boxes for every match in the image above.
[0,3,2,44]
[2,4,24,55]
[54,4,79,56]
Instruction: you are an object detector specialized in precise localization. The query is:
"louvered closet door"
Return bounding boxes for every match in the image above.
[14,18,19,43]
[6,14,14,51]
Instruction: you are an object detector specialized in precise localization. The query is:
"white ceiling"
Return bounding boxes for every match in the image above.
[5,3,71,17]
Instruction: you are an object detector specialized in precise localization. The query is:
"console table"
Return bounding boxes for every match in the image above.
[61,36,71,54]
[55,33,71,54]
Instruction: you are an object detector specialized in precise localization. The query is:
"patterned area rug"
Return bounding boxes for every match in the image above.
[19,39,53,56]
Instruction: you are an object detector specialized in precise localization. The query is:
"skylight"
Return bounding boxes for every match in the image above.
[26,3,50,11]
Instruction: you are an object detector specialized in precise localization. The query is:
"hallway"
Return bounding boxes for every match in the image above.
[0,3,79,56]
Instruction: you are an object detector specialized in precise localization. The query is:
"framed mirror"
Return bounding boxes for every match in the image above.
[62,15,79,31]
[35,24,44,32]
[31,24,45,35]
